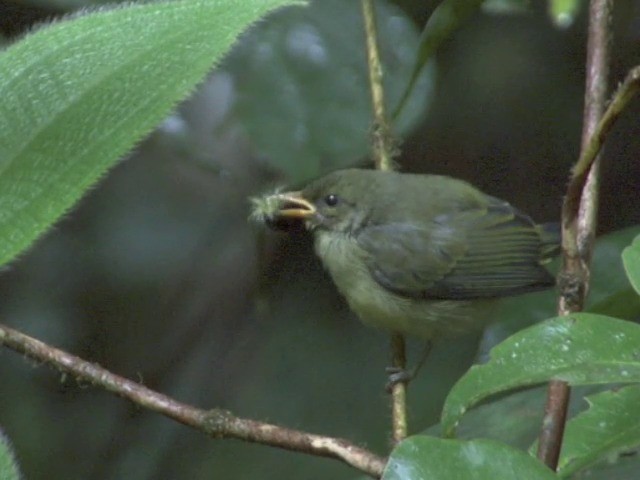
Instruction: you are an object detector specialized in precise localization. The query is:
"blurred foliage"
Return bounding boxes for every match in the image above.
[0,430,21,480]
[482,0,531,15]
[224,0,434,183]
[392,0,482,119]
[547,0,583,29]
[0,0,639,479]
[622,234,640,295]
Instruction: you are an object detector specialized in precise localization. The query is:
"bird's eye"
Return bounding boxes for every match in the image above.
[324,194,339,207]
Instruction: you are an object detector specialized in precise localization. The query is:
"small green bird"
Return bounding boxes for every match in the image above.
[252,168,559,340]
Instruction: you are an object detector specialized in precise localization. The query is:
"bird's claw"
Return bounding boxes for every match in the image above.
[385,366,413,393]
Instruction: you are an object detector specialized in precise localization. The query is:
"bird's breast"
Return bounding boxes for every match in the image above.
[313,231,477,339]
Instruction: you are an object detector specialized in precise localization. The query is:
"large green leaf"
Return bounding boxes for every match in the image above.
[0,0,301,267]
[622,235,640,296]
[424,385,613,449]
[383,435,557,480]
[442,313,640,437]
[557,384,640,478]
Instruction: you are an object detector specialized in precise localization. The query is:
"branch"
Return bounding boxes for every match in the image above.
[361,0,407,445]
[361,0,396,172]
[389,333,408,443]
[538,0,613,469]
[0,323,386,478]
[563,65,640,230]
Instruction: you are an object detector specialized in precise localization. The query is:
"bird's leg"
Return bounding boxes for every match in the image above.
[385,340,432,392]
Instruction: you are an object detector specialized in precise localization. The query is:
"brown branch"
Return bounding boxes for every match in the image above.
[361,0,407,445]
[0,323,386,478]
[537,0,613,470]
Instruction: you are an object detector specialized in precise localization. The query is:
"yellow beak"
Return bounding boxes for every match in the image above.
[274,191,316,219]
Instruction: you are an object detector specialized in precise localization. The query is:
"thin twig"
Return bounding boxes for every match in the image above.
[564,65,640,229]
[361,0,407,445]
[537,0,612,470]
[0,323,386,478]
[361,0,396,172]
[389,333,408,443]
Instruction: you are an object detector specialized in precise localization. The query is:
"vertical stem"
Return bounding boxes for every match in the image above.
[361,0,395,172]
[537,0,612,470]
[538,381,571,469]
[390,333,408,443]
[361,0,406,444]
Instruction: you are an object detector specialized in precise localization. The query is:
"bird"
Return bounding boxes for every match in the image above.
[251,168,559,341]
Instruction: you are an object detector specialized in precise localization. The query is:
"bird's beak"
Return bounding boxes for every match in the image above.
[274,191,316,219]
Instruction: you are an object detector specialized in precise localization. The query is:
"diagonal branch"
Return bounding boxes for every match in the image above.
[0,323,386,478]
[563,65,640,230]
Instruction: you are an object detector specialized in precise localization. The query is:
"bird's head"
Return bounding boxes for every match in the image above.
[251,169,377,235]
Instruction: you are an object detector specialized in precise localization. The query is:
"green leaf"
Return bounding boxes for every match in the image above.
[0,431,20,480]
[392,0,483,120]
[588,227,640,303]
[442,313,640,437]
[557,385,640,478]
[576,453,640,480]
[422,385,546,452]
[0,0,302,267]
[584,227,640,320]
[588,288,640,323]
[425,385,615,451]
[622,235,640,296]
[383,435,557,480]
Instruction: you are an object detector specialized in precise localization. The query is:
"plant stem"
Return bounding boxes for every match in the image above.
[537,0,612,469]
[361,0,407,445]
[361,0,395,172]
[389,333,408,443]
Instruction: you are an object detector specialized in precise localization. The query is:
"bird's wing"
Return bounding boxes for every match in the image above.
[356,201,557,300]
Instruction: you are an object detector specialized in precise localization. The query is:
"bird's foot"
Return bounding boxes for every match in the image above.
[384,340,433,393]
[385,366,413,393]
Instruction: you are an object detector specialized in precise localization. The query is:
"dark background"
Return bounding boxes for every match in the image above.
[0,1,639,478]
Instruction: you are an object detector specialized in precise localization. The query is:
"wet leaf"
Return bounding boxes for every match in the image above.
[383,435,557,480]
[442,313,640,437]
[557,385,640,478]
